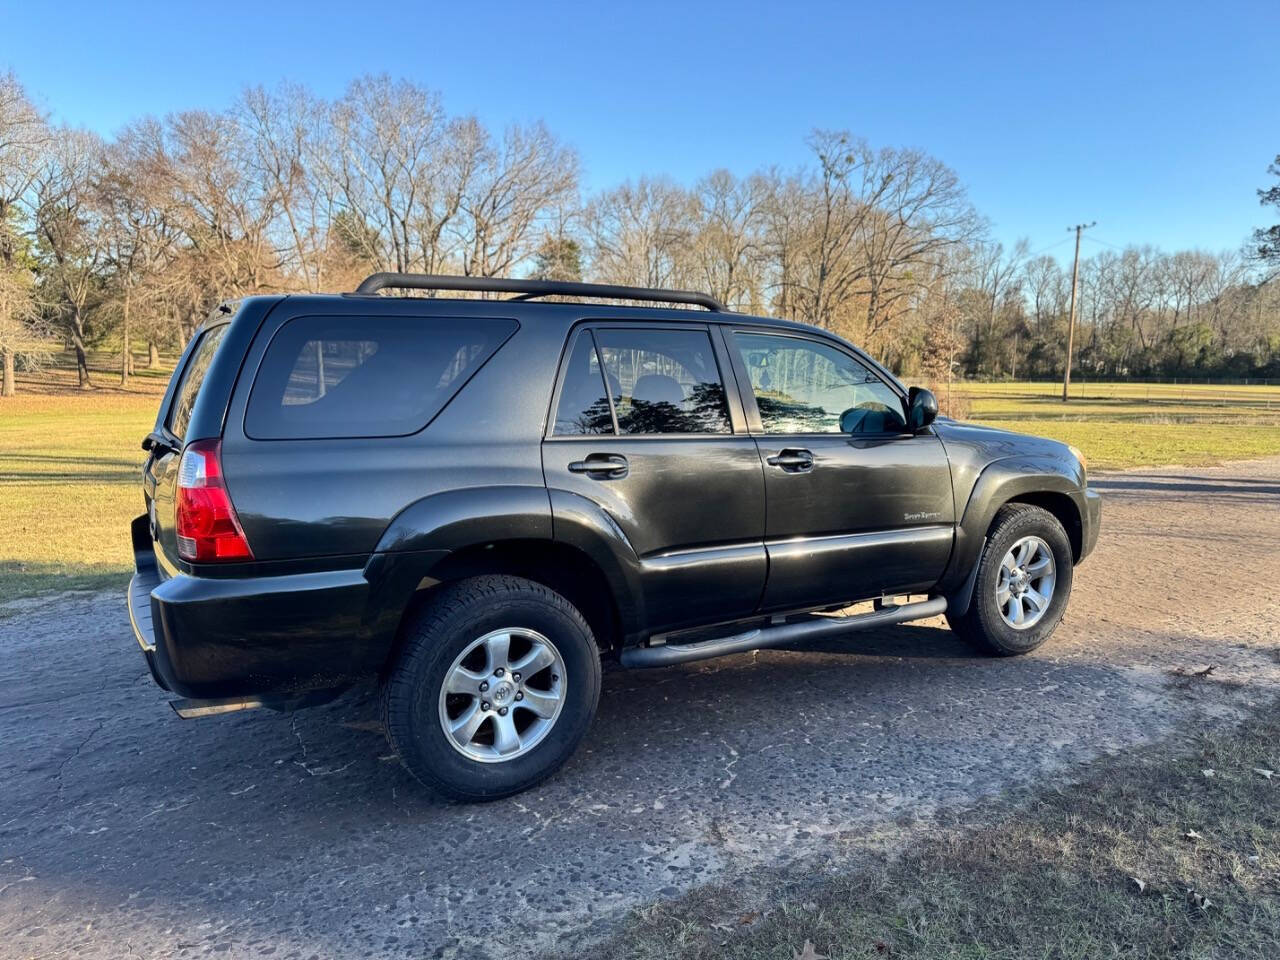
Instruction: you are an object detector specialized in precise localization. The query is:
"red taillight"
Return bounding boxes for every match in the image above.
[175,439,253,562]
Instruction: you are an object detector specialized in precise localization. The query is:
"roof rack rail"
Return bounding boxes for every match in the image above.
[352,273,725,312]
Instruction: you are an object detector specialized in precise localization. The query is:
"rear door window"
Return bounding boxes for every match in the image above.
[167,324,229,441]
[594,328,731,435]
[553,327,732,436]
[245,316,516,440]
[552,330,615,435]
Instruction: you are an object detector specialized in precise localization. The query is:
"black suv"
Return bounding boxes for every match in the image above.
[128,274,1101,800]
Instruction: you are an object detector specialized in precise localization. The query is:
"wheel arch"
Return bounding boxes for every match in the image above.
[1003,490,1083,561]
[937,456,1088,600]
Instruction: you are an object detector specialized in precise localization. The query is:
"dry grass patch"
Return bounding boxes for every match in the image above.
[579,710,1280,960]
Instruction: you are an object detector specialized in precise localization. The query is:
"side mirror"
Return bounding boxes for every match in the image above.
[908,387,938,431]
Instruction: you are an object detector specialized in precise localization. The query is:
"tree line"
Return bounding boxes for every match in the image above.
[2,70,1278,397]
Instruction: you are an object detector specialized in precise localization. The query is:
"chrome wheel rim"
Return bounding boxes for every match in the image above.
[438,628,567,763]
[996,536,1056,630]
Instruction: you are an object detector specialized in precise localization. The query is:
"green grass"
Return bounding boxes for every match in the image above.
[577,703,1280,960]
[0,391,161,602]
[956,381,1280,469]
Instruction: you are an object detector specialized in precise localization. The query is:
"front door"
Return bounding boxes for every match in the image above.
[726,329,955,612]
[543,323,766,634]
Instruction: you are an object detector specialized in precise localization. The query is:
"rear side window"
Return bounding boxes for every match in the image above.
[246,316,516,440]
[594,328,731,435]
[552,331,614,435]
[167,324,229,441]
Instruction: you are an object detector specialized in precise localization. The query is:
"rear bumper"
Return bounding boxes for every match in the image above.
[1080,487,1102,561]
[127,516,170,690]
[127,514,378,700]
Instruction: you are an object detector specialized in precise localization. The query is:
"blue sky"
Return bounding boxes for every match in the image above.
[3,0,1276,263]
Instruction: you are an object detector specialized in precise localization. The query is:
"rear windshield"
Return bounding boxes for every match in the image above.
[245,315,517,440]
[167,324,229,441]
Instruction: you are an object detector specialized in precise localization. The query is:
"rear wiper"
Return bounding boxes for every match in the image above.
[142,431,179,456]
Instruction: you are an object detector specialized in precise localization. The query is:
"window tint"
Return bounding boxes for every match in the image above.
[246,316,516,440]
[734,333,906,434]
[595,328,731,435]
[553,331,615,435]
[167,324,228,441]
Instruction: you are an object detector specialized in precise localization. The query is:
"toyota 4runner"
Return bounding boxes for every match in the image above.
[128,273,1101,800]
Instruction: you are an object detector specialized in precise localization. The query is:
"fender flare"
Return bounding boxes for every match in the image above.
[358,485,553,645]
[938,455,1086,603]
[357,485,647,649]
[546,489,647,644]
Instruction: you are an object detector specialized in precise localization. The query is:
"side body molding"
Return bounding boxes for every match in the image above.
[936,454,1087,601]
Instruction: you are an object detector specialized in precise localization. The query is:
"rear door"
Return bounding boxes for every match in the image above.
[726,328,955,612]
[543,322,766,633]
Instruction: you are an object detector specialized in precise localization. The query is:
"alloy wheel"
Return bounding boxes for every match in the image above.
[437,628,567,763]
[996,535,1056,630]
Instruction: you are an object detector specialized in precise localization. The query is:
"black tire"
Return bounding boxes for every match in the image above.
[381,575,601,802]
[946,504,1074,657]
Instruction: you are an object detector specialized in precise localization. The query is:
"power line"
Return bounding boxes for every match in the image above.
[1023,235,1075,259]
[1080,233,1126,252]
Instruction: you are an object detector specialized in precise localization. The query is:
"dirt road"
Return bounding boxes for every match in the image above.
[2,458,1278,959]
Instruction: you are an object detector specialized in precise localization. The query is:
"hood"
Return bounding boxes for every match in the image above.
[932,418,1085,512]
[933,418,1075,462]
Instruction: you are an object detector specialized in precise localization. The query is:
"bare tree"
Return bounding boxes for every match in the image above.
[95,121,189,383]
[33,128,105,388]
[689,169,766,310]
[585,177,696,290]
[454,119,578,279]
[0,72,50,395]
[960,239,1027,377]
[238,83,335,291]
[852,146,982,350]
[328,75,455,275]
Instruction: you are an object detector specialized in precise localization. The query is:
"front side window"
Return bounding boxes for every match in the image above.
[734,332,906,434]
[246,316,516,440]
[594,328,731,435]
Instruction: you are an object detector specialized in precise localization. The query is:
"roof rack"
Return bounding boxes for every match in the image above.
[352,273,725,312]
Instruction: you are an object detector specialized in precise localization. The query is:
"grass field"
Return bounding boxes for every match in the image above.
[959,380,1280,469]
[4,357,1280,601]
[1,349,170,599]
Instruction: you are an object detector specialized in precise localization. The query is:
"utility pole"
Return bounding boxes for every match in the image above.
[1062,221,1095,402]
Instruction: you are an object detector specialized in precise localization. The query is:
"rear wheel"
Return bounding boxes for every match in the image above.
[382,575,601,801]
[946,504,1073,656]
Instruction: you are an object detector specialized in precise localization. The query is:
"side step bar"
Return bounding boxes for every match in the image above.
[169,688,346,719]
[170,697,265,719]
[620,596,948,669]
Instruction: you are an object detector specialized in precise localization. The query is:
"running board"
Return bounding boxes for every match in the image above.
[620,596,948,669]
[169,687,347,719]
[170,696,266,719]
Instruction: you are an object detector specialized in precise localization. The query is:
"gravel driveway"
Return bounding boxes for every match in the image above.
[3,458,1279,959]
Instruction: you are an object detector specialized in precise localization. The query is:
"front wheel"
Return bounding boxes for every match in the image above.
[946,504,1074,656]
[381,575,602,801]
